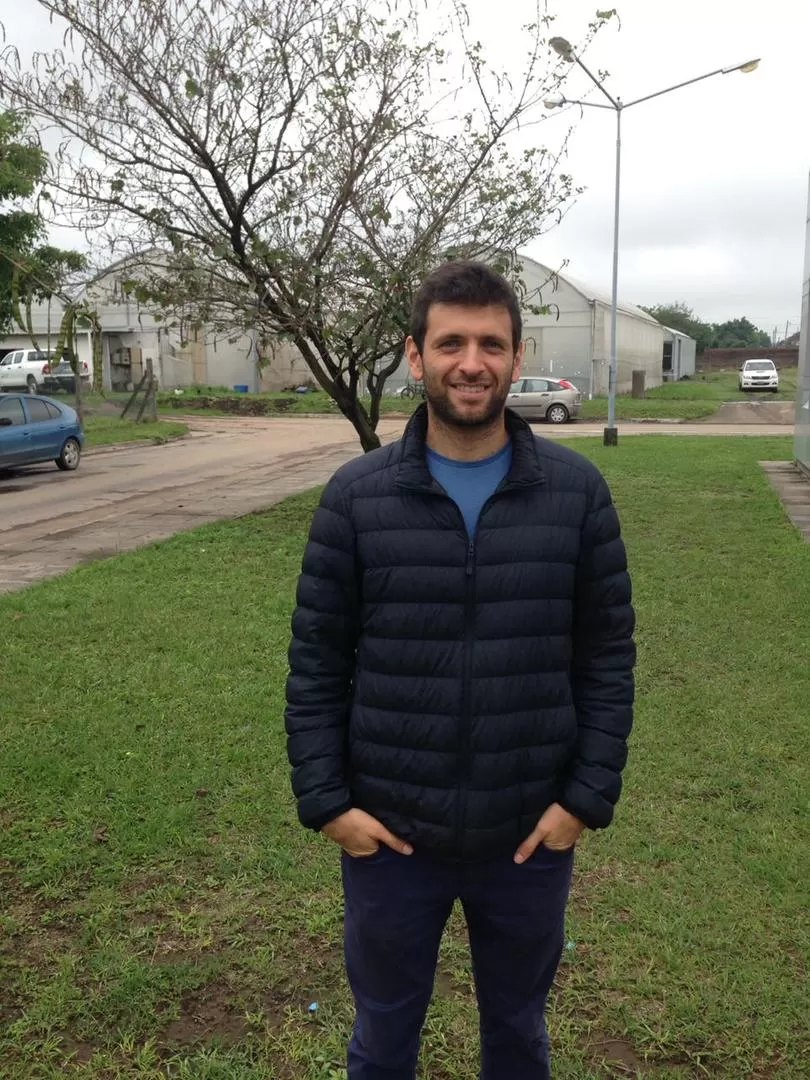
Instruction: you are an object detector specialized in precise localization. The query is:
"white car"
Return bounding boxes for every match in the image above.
[739,359,779,393]
[0,349,59,394]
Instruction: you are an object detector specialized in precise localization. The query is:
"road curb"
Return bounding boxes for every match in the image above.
[577,417,688,425]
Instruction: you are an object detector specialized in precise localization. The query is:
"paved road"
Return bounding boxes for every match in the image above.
[0,417,399,593]
[0,414,795,594]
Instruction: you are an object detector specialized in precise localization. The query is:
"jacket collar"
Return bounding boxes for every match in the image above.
[395,405,546,493]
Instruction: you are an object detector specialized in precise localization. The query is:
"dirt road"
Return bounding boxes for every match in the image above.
[0,414,794,593]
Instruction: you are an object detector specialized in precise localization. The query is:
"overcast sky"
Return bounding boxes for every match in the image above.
[5,0,809,338]
[495,0,809,338]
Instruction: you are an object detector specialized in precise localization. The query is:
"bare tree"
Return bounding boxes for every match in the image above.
[0,0,613,450]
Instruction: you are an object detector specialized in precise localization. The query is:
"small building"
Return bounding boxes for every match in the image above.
[515,256,671,397]
[662,326,697,382]
[0,253,313,393]
[796,175,810,477]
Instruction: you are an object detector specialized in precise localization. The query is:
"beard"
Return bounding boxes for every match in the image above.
[422,365,516,429]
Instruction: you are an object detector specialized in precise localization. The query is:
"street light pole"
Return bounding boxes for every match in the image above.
[606,103,621,444]
[546,40,759,446]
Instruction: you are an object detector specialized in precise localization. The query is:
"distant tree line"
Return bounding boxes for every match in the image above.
[640,302,772,352]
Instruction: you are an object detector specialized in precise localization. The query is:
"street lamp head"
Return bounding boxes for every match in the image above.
[723,58,761,74]
[549,36,575,62]
[543,95,566,109]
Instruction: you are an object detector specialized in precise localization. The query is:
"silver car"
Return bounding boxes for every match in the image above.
[507,377,582,424]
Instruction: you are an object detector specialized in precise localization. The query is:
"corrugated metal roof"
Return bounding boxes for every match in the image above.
[518,255,661,325]
[662,324,696,341]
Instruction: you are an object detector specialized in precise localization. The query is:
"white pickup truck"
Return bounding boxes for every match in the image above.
[0,348,90,394]
[0,348,55,393]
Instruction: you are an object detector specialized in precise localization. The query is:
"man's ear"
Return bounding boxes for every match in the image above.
[405,336,424,381]
[512,341,526,382]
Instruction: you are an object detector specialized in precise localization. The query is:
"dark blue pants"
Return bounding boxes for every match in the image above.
[342,844,574,1079]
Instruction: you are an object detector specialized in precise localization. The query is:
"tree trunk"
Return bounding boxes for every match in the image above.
[92,329,104,394]
[334,389,381,452]
[73,364,84,424]
[71,334,84,424]
[145,358,158,421]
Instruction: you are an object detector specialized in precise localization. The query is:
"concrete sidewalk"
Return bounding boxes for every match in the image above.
[761,461,810,543]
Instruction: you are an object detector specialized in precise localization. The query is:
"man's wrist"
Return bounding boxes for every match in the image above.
[304,801,353,833]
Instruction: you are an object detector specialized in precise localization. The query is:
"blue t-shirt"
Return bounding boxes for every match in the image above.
[426,441,512,538]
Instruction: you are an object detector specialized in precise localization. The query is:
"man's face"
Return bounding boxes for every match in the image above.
[405,304,524,429]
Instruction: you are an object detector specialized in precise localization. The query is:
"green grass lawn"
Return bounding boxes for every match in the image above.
[646,369,798,401]
[2,436,808,1078]
[580,370,798,420]
[578,398,718,421]
[82,417,189,448]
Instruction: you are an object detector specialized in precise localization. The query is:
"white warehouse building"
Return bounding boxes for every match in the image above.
[516,255,677,397]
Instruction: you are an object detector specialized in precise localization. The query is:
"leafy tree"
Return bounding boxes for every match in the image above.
[0,110,86,335]
[641,303,772,353]
[0,0,615,450]
[0,110,93,422]
[639,301,714,353]
[0,110,47,332]
[710,317,771,350]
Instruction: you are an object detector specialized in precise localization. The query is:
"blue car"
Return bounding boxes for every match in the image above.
[0,393,85,472]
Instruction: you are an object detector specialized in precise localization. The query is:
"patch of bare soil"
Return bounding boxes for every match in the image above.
[161,982,249,1046]
[158,979,292,1049]
[59,1038,95,1065]
[82,399,127,418]
[167,396,302,416]
[700,400,794,424]
[587,1036,645,1074]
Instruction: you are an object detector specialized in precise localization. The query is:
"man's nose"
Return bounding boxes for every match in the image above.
[457,344,487,375]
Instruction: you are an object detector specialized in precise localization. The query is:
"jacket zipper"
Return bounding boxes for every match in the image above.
[455,537,477,853]
[398,477,527,857]
[454,486,514,855]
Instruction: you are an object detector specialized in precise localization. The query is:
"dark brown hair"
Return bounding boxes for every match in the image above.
[409,260,522,354]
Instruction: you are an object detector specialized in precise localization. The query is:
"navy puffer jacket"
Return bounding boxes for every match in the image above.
[286,407,635,860]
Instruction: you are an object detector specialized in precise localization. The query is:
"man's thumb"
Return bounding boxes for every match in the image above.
[514,824,547,865]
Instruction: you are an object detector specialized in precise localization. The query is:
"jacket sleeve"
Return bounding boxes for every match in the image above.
[561,471,636,830]
[285,476,360,831]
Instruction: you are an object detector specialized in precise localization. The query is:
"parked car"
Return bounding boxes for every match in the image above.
[506,377,582,424]
[739,359,779,393]
[0,348,57,393]
[0,393,84,471]
[41,358,92,395]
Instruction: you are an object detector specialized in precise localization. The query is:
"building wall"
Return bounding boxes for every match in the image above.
[522,324,595,393]
[795,175,810,475]
[520,265,594,395]
[259,340,314,391]
[518,257,664,397]
[671,334,696,380]
[594,306,665,396]
[0,279,315,392]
